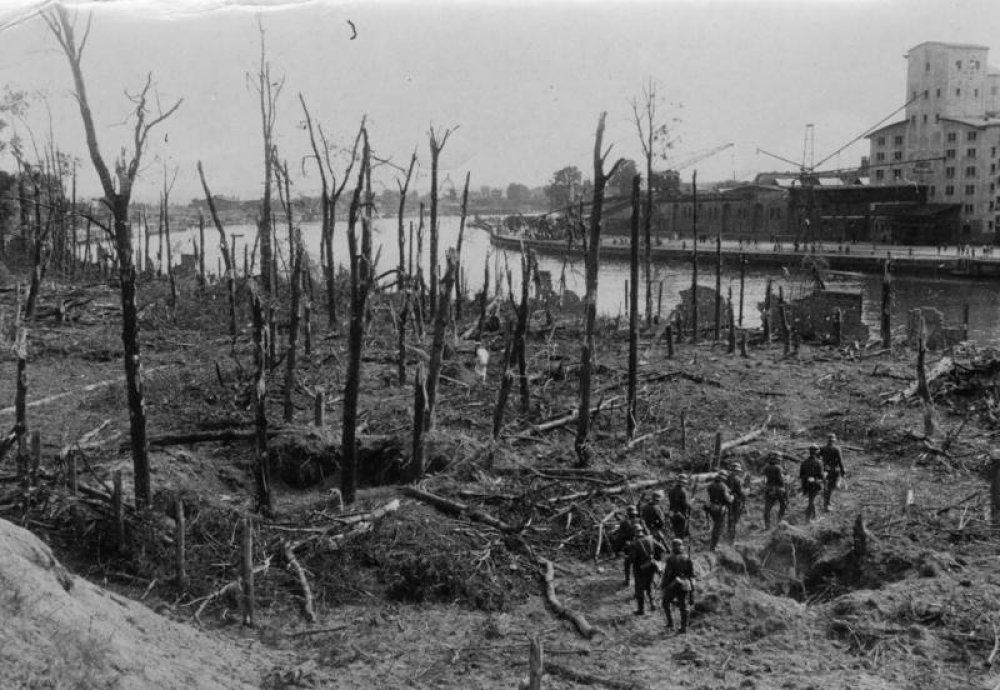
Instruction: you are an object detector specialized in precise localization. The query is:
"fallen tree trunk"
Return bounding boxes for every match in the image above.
[282,540,316,623]
[719,415,772,457]
[545,661,646,689]
[539,558,598,640]
[548,477,669,505]
[888,356,953,404]
[400,486,517,532]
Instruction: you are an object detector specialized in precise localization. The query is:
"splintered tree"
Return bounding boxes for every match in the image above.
[196,161,238,343]
[574,113,623,467]
[299,95,364,328]
[427,125,456,321]
[253,21,281,302]
[341,127,371,506]
[46,7,181,508]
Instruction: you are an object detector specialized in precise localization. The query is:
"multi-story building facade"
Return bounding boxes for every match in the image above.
[868,41,1000,242]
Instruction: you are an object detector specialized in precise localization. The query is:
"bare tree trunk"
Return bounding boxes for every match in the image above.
[714,232,722,341]
[428,126,455,321]
[690,171,699,343]
[396,151,417,292]
[341,130,371,506]
[455,171,471,320]
[414,203,426,337]
[424,251,458,432]
[397,293,409,386]
[575,113,623,467]
[881,261,892,349]
[12,327,28,479]
[515,251,534,415]
[249,282,272,515]
[492,321,515,440]
[627,175,640,440]
[255,22,281,301]
[197,162,238,344]
[738,253,746,327]
[198,213,206,285]
[284,243,303,423]
[411,363,427,480]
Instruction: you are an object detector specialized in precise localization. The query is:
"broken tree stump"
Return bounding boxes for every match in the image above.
[853,513,868,560]
[175,495,187,591]
[242,517,255,627]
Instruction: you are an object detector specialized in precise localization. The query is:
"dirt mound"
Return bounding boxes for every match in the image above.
[0,517,277,689]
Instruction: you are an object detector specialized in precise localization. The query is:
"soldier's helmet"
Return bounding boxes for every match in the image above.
[768,453,779,463]
[727,461,744,473]
[652,489,665,500]
[634,523,647,535]
[626,505,639,517]
[809,444,819,453]
[675,474,689,485]
[715,471,728,480]
[670,538,684,552]
[827,433,837,441]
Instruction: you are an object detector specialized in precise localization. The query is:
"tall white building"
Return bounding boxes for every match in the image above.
[868,41,1000,242]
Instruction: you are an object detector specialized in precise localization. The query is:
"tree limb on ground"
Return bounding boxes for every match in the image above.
[720,415,772,457]
[282,540,316,623]
[888,356,953,404]
[0,364,177,416]
[399,486,517,532]
[538,558,599,640]
[544,661,647,689]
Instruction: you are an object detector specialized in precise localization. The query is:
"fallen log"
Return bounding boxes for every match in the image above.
[530,396,623,435]
[719,415,772,457]
[545,661,646,690]
[282,541,316,623]
[888,356,953,404]
[547,477,669,505]
[400,486,517,532]
[0,364,176,416]
[539,558,598,639]
[145,427,391,448]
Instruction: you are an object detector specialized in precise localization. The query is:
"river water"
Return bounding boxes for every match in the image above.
[139,215,1000,344]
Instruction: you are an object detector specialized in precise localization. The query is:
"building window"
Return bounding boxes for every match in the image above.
[957,60,963,69]
[968,131,978,141]
[923,114,928,123]
[893,151,903,160]
[924,90,929,99]
[945,185,954,195]
[957,88,962,96]
[945,167,956,178]
[936,114,941,123]
[975,88,980,97]
[974,60,981,69]
[876,136,885,146]
[911,115,916,125]
[992,163,996,174]
[930,185,936,196]
[947,132,957,142]
[966,184,976,195]
[875,169,885,180]
[946,149,956,158]
[875,152,885,162]
[893,169,902,180]
[926,61,930,72]
[965,203,975,213]
[937,88,941,98]
[894,135,904,145]
[968,148,977,158]
[992,147,996,157]
[966,166,977,177]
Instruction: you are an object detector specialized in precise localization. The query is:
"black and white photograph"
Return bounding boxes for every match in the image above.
[1,1,999,688]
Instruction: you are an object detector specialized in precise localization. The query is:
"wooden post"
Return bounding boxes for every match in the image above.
[113,470,125,549]
[175,495,187,591]
[963,304,970,341]
[656,281,663,324]
[627,175,640,439]
[713,430,722,469]
[763,279,772,343]
[242,517,255,627]
[739,329,749,358]
[781,305,791,356]
[412,363,428,478]
[738,253,746,327]
[198,213,206,285]
[665,324,674,358]
[852,513,867,560]
[990,451,1000,528]
[714,232,722,341]
[728,300,736,354]
[690,172,699,344]
[30,430,40,486]
[66,451,78,494]
[680,410,687,452]
[833,308,843,347]
[314,389,325,427]
[881,261,892,349]
[528,636,544,690]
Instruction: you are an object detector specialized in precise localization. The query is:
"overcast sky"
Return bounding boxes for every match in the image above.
[1,0,999,204]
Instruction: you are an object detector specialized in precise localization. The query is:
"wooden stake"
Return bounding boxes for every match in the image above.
[881,261,892,349]
[175,495,187,591]
[781,305,791,356]
[627,175,640,439]
[714,232,722,341]
[665,324,674,358]
[727,286,736,354]
[314,389,325,427]
[963,304,970,341]
[763,279,772,343]
[242,517,255,627]
[528,636,544,690]
[833,308,843,347]
[657,281,663,324]
[739,329,749,358]
[113,470,124,549]
[738,253,746,327]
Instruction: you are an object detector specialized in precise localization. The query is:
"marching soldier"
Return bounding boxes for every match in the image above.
[661,538,695,633]
[704,472,732,551]
[627,524,663,615]
[614,505,643,585]
[724,462,745,543]
[819,433,847,511]
[799,445,824,521]
[641,490,668,546]
[667,475,691,540]
[763,454,788,529]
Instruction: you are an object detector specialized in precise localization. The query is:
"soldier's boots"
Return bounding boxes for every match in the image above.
[679,609,689,634]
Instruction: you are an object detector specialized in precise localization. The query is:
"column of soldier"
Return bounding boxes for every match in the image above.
[612,433,846,633]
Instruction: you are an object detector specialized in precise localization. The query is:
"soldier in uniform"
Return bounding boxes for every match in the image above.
[614,505,642,585]
[641,489,668,546]
[627,524,663,615]
[763,454,788,529]
[661,538,695,633]
[704,472,732,551]
[724,462,745,543]
[667,475,691,540]
[799,445,824,521]
[819,433,847,512]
